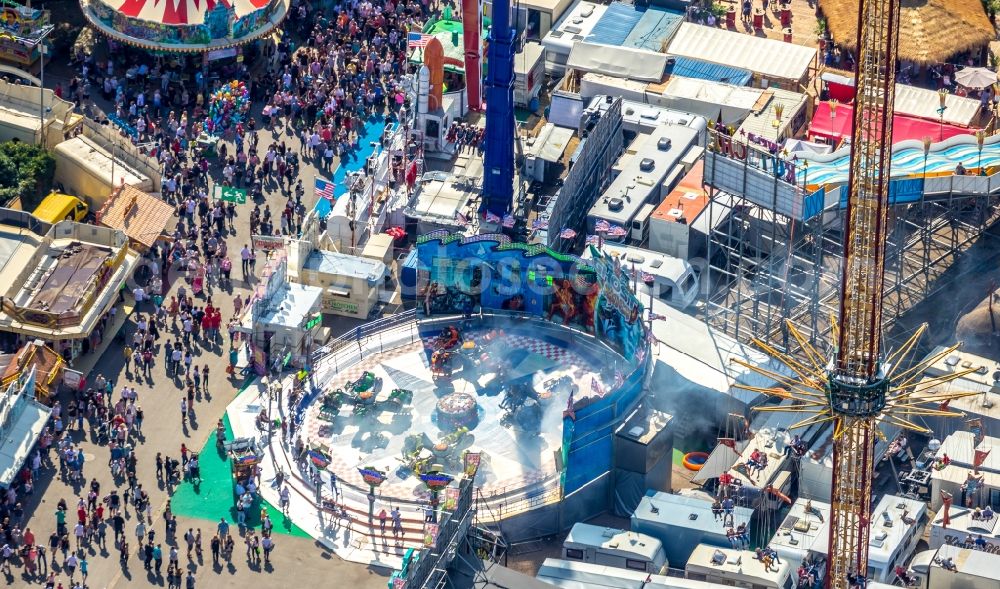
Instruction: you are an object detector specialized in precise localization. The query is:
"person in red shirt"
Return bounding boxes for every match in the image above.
[201,312,212,340]
[210,310,222,345]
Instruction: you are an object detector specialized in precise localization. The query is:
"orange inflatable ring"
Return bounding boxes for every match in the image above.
[682,451,710,471]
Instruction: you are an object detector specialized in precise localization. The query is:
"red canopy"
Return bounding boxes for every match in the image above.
[810,102,974,144]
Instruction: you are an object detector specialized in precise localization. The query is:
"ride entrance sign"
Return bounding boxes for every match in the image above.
[214,185,247,204]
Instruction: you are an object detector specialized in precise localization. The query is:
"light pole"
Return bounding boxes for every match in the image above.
[937,88,949,142]
[977,129,987,174]
[35,25,54,148]
[922,136,932,180]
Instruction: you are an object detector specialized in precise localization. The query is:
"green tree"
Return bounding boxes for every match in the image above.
[0,141,56,211]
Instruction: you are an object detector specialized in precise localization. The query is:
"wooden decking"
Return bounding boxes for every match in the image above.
[714,0,823,49]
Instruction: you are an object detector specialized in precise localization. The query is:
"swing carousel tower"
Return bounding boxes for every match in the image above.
[732,0,981,587]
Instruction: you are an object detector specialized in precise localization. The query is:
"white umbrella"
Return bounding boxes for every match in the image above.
[955,67,998,89]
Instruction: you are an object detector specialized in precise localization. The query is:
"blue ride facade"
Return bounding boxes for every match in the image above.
[414,231,652,502]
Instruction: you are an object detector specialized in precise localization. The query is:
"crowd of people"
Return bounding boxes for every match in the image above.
[1,0,446,582]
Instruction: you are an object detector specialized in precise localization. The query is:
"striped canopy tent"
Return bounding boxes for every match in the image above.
[80,0,290,52]
[113,0,265,25]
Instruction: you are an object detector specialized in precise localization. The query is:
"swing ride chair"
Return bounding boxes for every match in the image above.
[397,427,470,475]
[316,376,414,422]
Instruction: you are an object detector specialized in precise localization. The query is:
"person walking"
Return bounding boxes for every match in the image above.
[262,535,274,565]
[279,485,290,513]
[391,506,402,537]
[65,552,78,582]
[210,534,220,564]
[169,545,179,574]
[240,245,251,277]
[153,543,163,575]
[185,528,195,559]
[217,518,229,539]
[124,344,133,373]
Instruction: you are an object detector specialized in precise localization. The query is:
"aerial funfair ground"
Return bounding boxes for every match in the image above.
[79,0,290,52]
[224,232,652,564]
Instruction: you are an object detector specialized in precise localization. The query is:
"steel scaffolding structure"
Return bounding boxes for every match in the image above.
[704,152,1000,357]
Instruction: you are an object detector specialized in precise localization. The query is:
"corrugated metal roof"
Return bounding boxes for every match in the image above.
[586,2,644,46]
[667,56,752,86]
[623,6,684,51]
[587,3,683,51]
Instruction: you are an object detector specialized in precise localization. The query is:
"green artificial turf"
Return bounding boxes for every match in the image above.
[169,380,311,538]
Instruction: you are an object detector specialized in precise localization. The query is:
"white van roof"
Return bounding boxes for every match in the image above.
[565,523,664,562]
[908,549,935,574]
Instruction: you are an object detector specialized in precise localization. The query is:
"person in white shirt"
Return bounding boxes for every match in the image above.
[240,245,251,276]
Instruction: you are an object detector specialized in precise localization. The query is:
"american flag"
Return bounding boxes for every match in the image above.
[648,312,666,321]
[635,340,648,365]
[640,271,655,283]
[559,228,577,239]
[607,224,628,237]
[455,211,469,226]
[315,176,335,201]
[594,219,611,233]
[484,211,501,224]
[408,32,433,48]
[563,389,576,421]
[502,214,515,228]
[531,218,549,230]
[585,234,601,246]
[590,377,605,397]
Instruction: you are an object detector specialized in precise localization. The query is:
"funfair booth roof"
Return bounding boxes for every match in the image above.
[822,77,982,128]
[566,42,668,82]
[109,0,268,25]
[80,0,290,52]
[822,0,992,64]
[809,102,975,144]
[666,23,816,85]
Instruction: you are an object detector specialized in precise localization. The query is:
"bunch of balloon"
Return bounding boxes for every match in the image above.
[205,80,250,136]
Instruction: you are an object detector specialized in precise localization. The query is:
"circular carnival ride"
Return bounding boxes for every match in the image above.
[80,0,290,52]
[261,233,653,548]
[298,316,628,502]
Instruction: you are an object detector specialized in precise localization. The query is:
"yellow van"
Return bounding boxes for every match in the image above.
[33,192,89,224]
